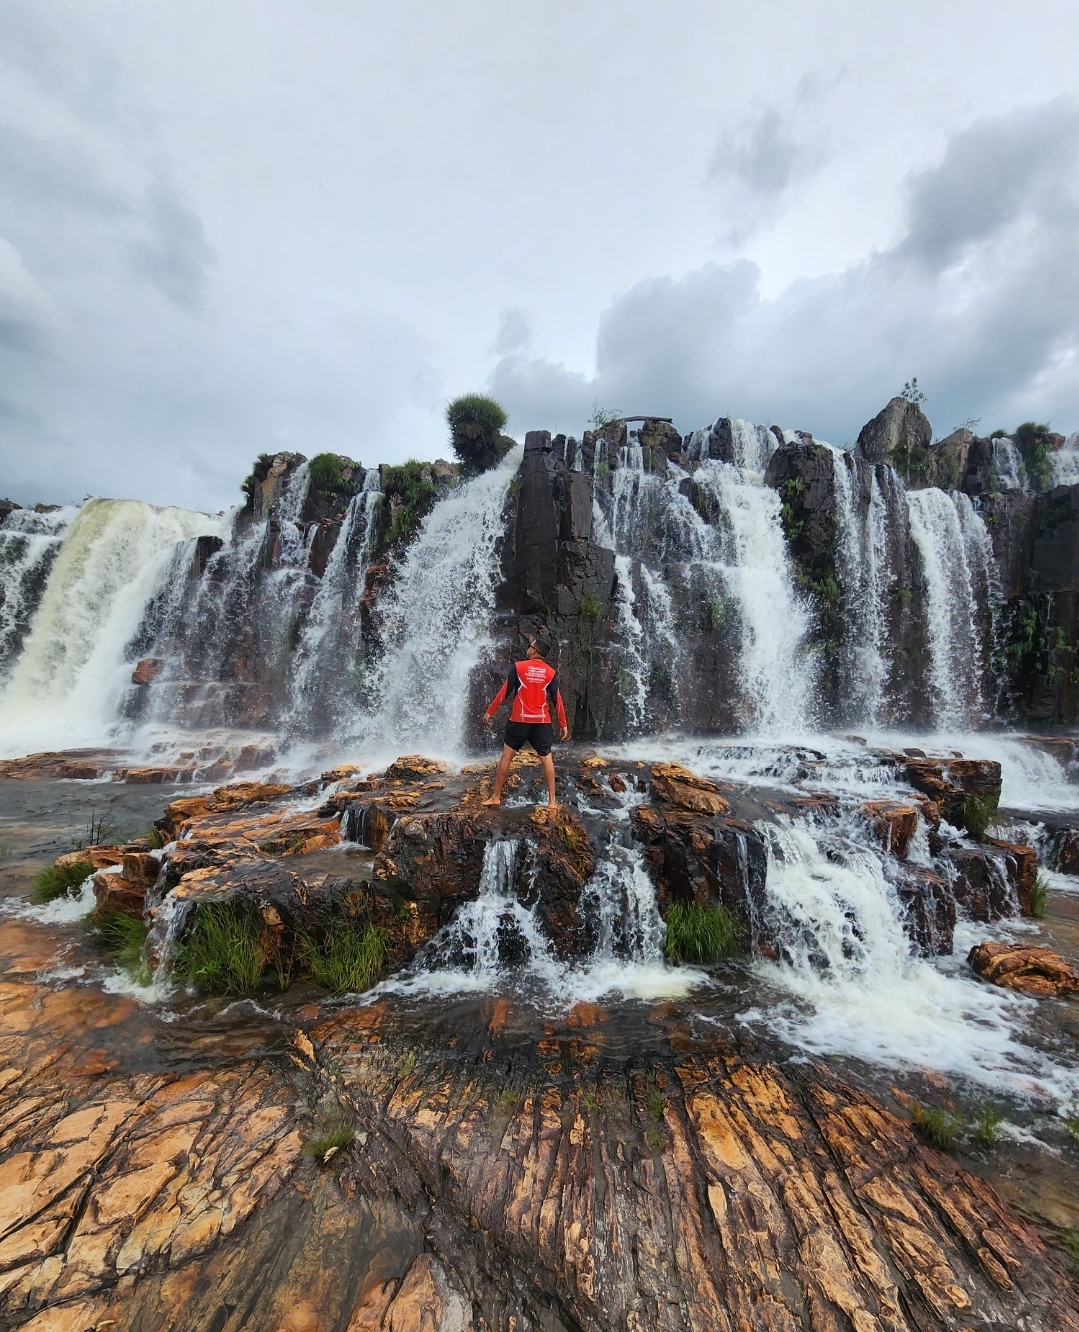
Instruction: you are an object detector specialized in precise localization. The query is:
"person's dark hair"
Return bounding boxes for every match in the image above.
[532,635,553,659]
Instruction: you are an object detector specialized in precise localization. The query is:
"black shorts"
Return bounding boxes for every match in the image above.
[504,721,554,757]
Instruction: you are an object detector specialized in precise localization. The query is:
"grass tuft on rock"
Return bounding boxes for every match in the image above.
[90,908,150,982]
[31,859,95,904]
[1030,871,1048,919]
[303,1119,355,1165]
[959,791,999,840]
[174,903,269,994]
[663,901,738,964]
[303,918,387,994]
[971,1102,1004,1147]
[910,1102,961,1150]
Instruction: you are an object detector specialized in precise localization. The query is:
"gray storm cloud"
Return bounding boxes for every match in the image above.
[490,97,1079,444]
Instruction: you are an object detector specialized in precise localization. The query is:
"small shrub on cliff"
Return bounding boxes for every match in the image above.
[31,859,94,904]
[959,792,1000,840]
[1015,421,1054,491]
[309,452,361,496]
[663,902,738,964]
[1030,871,1048,919]
[910,1102,961,1150]
[303,918,387,993]
[379,461,438,550]
[174,904,269,993]
[446,394,510,474]
[578,591,601,623]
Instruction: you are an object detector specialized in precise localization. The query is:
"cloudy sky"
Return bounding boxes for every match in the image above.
[1,1,1078,512]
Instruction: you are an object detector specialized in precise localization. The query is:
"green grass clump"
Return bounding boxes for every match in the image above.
[1063,1114,1079,1145]
[31,860,95,904]
[959,791,1000,840]
[972,1102,1004,1147]
[1059,1228,1079,1266]
[910,1102,962,1150]
[578,591,601,623]
[173,903,269,994]
[303,1120,355,1164]
[663,901,738,964]
[380,460,438,549]
[90,908,150,982]
[303,919,387,994]
[446,393,509,474]
[1030,871,1048,919]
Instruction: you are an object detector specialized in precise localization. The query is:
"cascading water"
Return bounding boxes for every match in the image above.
[0,506,76,680]
[907,488,997,729]
[0,498,220,755]
[593,423,814,733]
[346,446,522,754]
[747,813,1078,1098]
[288,471,383,731]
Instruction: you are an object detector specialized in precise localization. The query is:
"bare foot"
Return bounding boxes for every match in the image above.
[546,801,560,810]
[481,797,501,807]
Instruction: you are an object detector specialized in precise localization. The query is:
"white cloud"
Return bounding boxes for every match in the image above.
[490,98,1079,444]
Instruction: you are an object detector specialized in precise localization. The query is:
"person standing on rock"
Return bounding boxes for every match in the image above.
[482,635,568,808]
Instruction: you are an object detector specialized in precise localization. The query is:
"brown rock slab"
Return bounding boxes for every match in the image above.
[968,941,1079,996]
[862,799,920,860]
[385,755,451,783]
[130,657,164,685]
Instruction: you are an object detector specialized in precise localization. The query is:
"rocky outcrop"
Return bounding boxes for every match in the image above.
[855,396,933,475]
[6,954,1079,1331]
[968,941,1079,996]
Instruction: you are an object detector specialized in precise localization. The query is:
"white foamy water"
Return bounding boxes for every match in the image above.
[0,505,77,679]
[741,817,1079,1101]
[907,489,993,729]
[379,836,701,1005]
[347,446,521,756]
[0,498,222,755]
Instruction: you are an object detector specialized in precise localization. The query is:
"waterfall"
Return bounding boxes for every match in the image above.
[288,472,382,732]
[0,506,76,680]
[346,446,521,754]
[0,498,219,755]
[1052,432,1079,487]
[907,488,995,729]
[594,424,814,734]
[748,813,1075,1095]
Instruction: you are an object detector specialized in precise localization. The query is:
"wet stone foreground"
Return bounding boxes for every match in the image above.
[1,752,1079,1330]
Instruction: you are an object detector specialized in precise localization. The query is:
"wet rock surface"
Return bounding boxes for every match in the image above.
[3,748,1079,1329]
[968,941,1079,996]
[2,970,1078,1332]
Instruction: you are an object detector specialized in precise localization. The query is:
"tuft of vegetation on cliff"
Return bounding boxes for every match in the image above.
[446,393,514,474]
[309,451,362,496]
[378,460,439,550]
[1014,421,1055,491]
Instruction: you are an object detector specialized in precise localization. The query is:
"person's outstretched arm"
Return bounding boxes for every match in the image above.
[485,664,518,721]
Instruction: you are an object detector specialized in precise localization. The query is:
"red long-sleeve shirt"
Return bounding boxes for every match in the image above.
[486,659,568,729]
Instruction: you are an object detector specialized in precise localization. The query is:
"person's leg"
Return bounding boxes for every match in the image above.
[482,744,516,806]
[540,753,557,808]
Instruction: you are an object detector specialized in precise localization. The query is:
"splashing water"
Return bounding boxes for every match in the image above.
[0,498,220,755]
[0,506,76,680]
[745,816,1079,1099]
[347,446,521,755]
[907,488,993,729]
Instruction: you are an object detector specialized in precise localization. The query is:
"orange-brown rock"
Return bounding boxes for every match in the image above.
[54,846,125,872]
[130,657,164,685]
[903,756,1001,823]
[0,750,111,780]
[861,799,920,859]
[968,942,1079,996]
[650,761,730,814]
[93,872,147,915]
[384,755,451,783]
